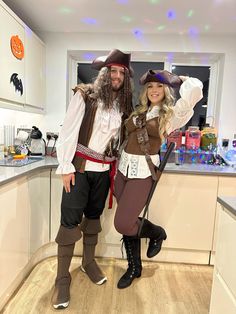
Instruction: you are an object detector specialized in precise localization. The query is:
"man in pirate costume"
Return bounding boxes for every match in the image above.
[52,49,133,309]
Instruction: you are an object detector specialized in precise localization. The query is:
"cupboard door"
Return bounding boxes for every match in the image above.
[27,169,50,256]
[212,177,236,252]
[149,173,218,251]
[25,30,45,109]
[0,178,30,299]
[0,5,25,105]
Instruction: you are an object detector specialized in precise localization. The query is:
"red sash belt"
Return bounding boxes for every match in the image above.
[75,151,116,209]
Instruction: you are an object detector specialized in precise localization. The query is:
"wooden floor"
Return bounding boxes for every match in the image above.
[2,257,213,314]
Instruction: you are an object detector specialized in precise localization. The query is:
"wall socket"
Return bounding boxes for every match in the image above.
[46,132,59,140]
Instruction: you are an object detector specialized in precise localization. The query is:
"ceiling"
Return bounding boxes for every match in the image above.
[3,0,236,35]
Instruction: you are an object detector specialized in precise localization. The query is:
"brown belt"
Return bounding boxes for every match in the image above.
[136,126,157,181]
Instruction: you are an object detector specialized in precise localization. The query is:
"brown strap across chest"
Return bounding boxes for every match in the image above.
[136,115,157,181]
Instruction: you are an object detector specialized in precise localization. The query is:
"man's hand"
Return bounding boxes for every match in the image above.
[62,173,75,193]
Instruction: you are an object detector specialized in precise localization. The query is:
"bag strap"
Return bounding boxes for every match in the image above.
[136,114,157,181]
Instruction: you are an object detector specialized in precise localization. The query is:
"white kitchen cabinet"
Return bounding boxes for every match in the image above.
[27,169,51,256]
[210,272,236,314]
[0,4,25,105]
[211,176,236,264]
[0,169,51,309]
[0,177,30,303]
[25,30,45,110]
[210,200,236,313]
[0,1,46,111]
[148,173,218,263]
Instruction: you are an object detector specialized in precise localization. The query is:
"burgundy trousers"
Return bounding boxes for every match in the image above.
[114,170,153,236]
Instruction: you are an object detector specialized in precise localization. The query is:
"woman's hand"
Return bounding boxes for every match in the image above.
[62,173,75,193]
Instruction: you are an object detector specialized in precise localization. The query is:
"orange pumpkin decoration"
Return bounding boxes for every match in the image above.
[10,35,24,60]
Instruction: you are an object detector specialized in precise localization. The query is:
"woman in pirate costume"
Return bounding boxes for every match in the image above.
[52,49,133,309]
[114,69,203,289]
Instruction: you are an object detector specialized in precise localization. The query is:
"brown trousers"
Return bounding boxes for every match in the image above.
[114,170,153,236]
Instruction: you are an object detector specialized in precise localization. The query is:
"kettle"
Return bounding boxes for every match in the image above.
[29,126,45,156]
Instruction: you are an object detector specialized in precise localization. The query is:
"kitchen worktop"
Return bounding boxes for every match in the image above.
[217,196,236,217]
[165,163,236,176]
[0,156,58,186]
[1,158,236,186]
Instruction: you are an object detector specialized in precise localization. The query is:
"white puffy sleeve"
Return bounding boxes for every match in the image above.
[166,77,203,135]
[56,91,86,174]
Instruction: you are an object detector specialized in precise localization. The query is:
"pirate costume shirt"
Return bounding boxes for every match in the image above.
[118,77,203,179]
[56,91,122,174]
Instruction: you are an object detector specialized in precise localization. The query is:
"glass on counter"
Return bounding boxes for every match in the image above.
[167,129,182,149]
[200,125,217,151]
[185,126,201,150]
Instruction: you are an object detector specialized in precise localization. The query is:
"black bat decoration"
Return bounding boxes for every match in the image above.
[10,73,23,95]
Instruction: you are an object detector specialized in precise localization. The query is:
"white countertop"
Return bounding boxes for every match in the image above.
[0,156,58,186]
[217,196,236,217]
[165,163,236,176]
[1,158,236,186]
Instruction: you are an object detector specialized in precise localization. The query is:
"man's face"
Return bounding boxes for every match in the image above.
[110,66,125,91]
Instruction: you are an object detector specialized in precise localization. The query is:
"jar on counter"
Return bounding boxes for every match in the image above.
[200,125,217,151]
[167,129,182,149]
[185,126,201,150]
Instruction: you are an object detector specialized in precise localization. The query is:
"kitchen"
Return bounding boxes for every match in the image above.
[0,0,236,313]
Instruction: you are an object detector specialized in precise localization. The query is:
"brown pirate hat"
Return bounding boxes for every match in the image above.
[139,69,182,88]
[91,49,134,77]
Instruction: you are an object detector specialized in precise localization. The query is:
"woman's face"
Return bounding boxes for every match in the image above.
[146,82,165,106]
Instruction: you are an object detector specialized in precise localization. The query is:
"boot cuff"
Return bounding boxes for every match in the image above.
[55,225,82,245]
[83,233,98,245]
[80,217,102,234]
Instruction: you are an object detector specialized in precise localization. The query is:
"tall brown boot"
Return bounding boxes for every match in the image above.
[80,217,107,285]
[51,225,82,310]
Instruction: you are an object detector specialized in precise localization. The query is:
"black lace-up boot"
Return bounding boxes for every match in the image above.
[139,218,167,258]
[117,236,142,289]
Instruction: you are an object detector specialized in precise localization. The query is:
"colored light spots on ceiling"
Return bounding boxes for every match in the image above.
[149,0,160,4]
[117,0,128,4]
[167,10,176,20]
[58,7,72,14]
[133,29,143,38]
[189,26,199,36]
[187,10,194,18]
[204,25,210,31]
[81,17,97,25]
[157,25,166,31]
[144,19,155,25]
[121,16,132,22]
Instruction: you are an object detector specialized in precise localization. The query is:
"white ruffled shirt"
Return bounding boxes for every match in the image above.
[118,77,203,179]
[56,91,122,174]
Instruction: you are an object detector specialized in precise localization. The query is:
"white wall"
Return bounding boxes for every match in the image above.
[0,107,43,133]
[40,32,236,141]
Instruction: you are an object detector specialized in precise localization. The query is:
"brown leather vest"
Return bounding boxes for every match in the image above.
[124,114,162,155]
[72,91,98,172]
[72,90,127,172]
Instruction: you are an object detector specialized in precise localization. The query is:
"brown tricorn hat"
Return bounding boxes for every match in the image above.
[91,49,134,77]
[139,69,182,88]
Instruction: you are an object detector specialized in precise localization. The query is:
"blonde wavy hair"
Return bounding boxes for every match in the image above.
[131,83,176,141]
